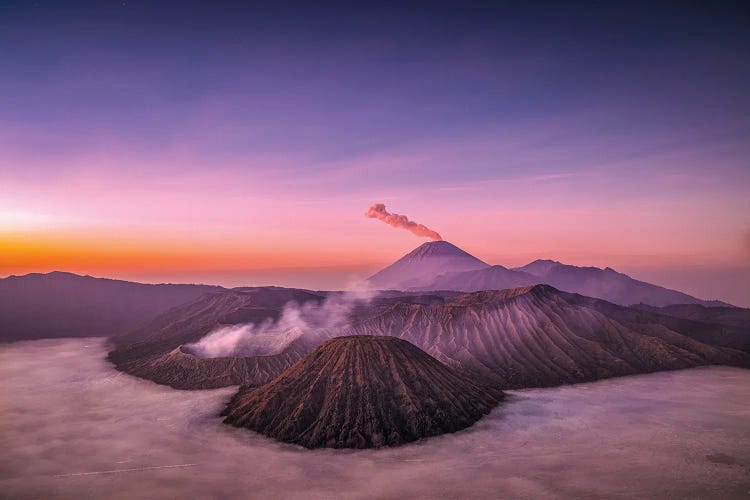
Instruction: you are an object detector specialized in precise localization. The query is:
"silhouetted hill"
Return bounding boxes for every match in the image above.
[0,272,223,342]
[631,303,750,351]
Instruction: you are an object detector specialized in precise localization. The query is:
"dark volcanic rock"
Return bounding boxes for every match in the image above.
[222,335,504,449]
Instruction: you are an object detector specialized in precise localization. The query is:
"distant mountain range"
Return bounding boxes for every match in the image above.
[0,272,222,342]
[0,240,736,345]
[370,241,730,308]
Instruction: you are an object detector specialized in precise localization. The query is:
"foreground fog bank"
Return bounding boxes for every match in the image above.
[1,340,749,500]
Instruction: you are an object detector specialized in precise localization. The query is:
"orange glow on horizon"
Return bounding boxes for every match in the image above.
[0,232,384,276]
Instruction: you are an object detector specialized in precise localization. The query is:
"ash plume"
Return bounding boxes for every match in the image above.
[365,203,442,241]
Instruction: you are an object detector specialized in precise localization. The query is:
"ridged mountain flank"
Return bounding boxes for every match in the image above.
[222,335,503,449]
[110,285,749,391]
[337,285,749,388]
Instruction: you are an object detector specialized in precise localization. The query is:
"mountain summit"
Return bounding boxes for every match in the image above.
[396,240,480,260]
[369,241,489,290]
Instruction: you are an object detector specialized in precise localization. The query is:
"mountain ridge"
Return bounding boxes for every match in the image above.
[0,271,224,342]
[513,259,730,307]
[369,242,732,307]
[109,284,749,390]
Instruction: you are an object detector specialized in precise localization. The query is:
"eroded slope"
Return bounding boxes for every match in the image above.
[222,336,504,448]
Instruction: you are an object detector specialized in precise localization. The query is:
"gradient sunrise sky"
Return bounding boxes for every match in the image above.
[1,1,749,305]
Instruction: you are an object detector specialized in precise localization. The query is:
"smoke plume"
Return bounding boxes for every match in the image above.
[365,203,442,241]
[185,285,377,358]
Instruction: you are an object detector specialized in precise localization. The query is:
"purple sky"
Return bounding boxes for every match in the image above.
[1,1,749,305]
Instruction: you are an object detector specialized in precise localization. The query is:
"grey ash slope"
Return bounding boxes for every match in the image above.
[369,241,488,290]
[222,335,503,449]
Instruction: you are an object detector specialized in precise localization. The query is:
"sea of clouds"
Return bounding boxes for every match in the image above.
[1,338,749,499]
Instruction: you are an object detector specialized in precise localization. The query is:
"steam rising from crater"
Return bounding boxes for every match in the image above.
[185,286,377,358]
[365,203,442,241]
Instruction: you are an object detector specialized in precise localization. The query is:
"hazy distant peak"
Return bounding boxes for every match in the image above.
[528,259,560,265]
[406,252,731,308]
[369,241,489,290]
[5,271,87,281]
[514,259,563,276]
[517,260,629,277]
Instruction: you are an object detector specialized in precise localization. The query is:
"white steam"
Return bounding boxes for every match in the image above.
[185,285,377,358]
[185,326,306,358]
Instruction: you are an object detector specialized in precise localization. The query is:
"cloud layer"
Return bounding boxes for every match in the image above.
[2,339,749,499]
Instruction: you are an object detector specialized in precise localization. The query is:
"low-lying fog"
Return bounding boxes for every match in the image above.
[1,339,749,499]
